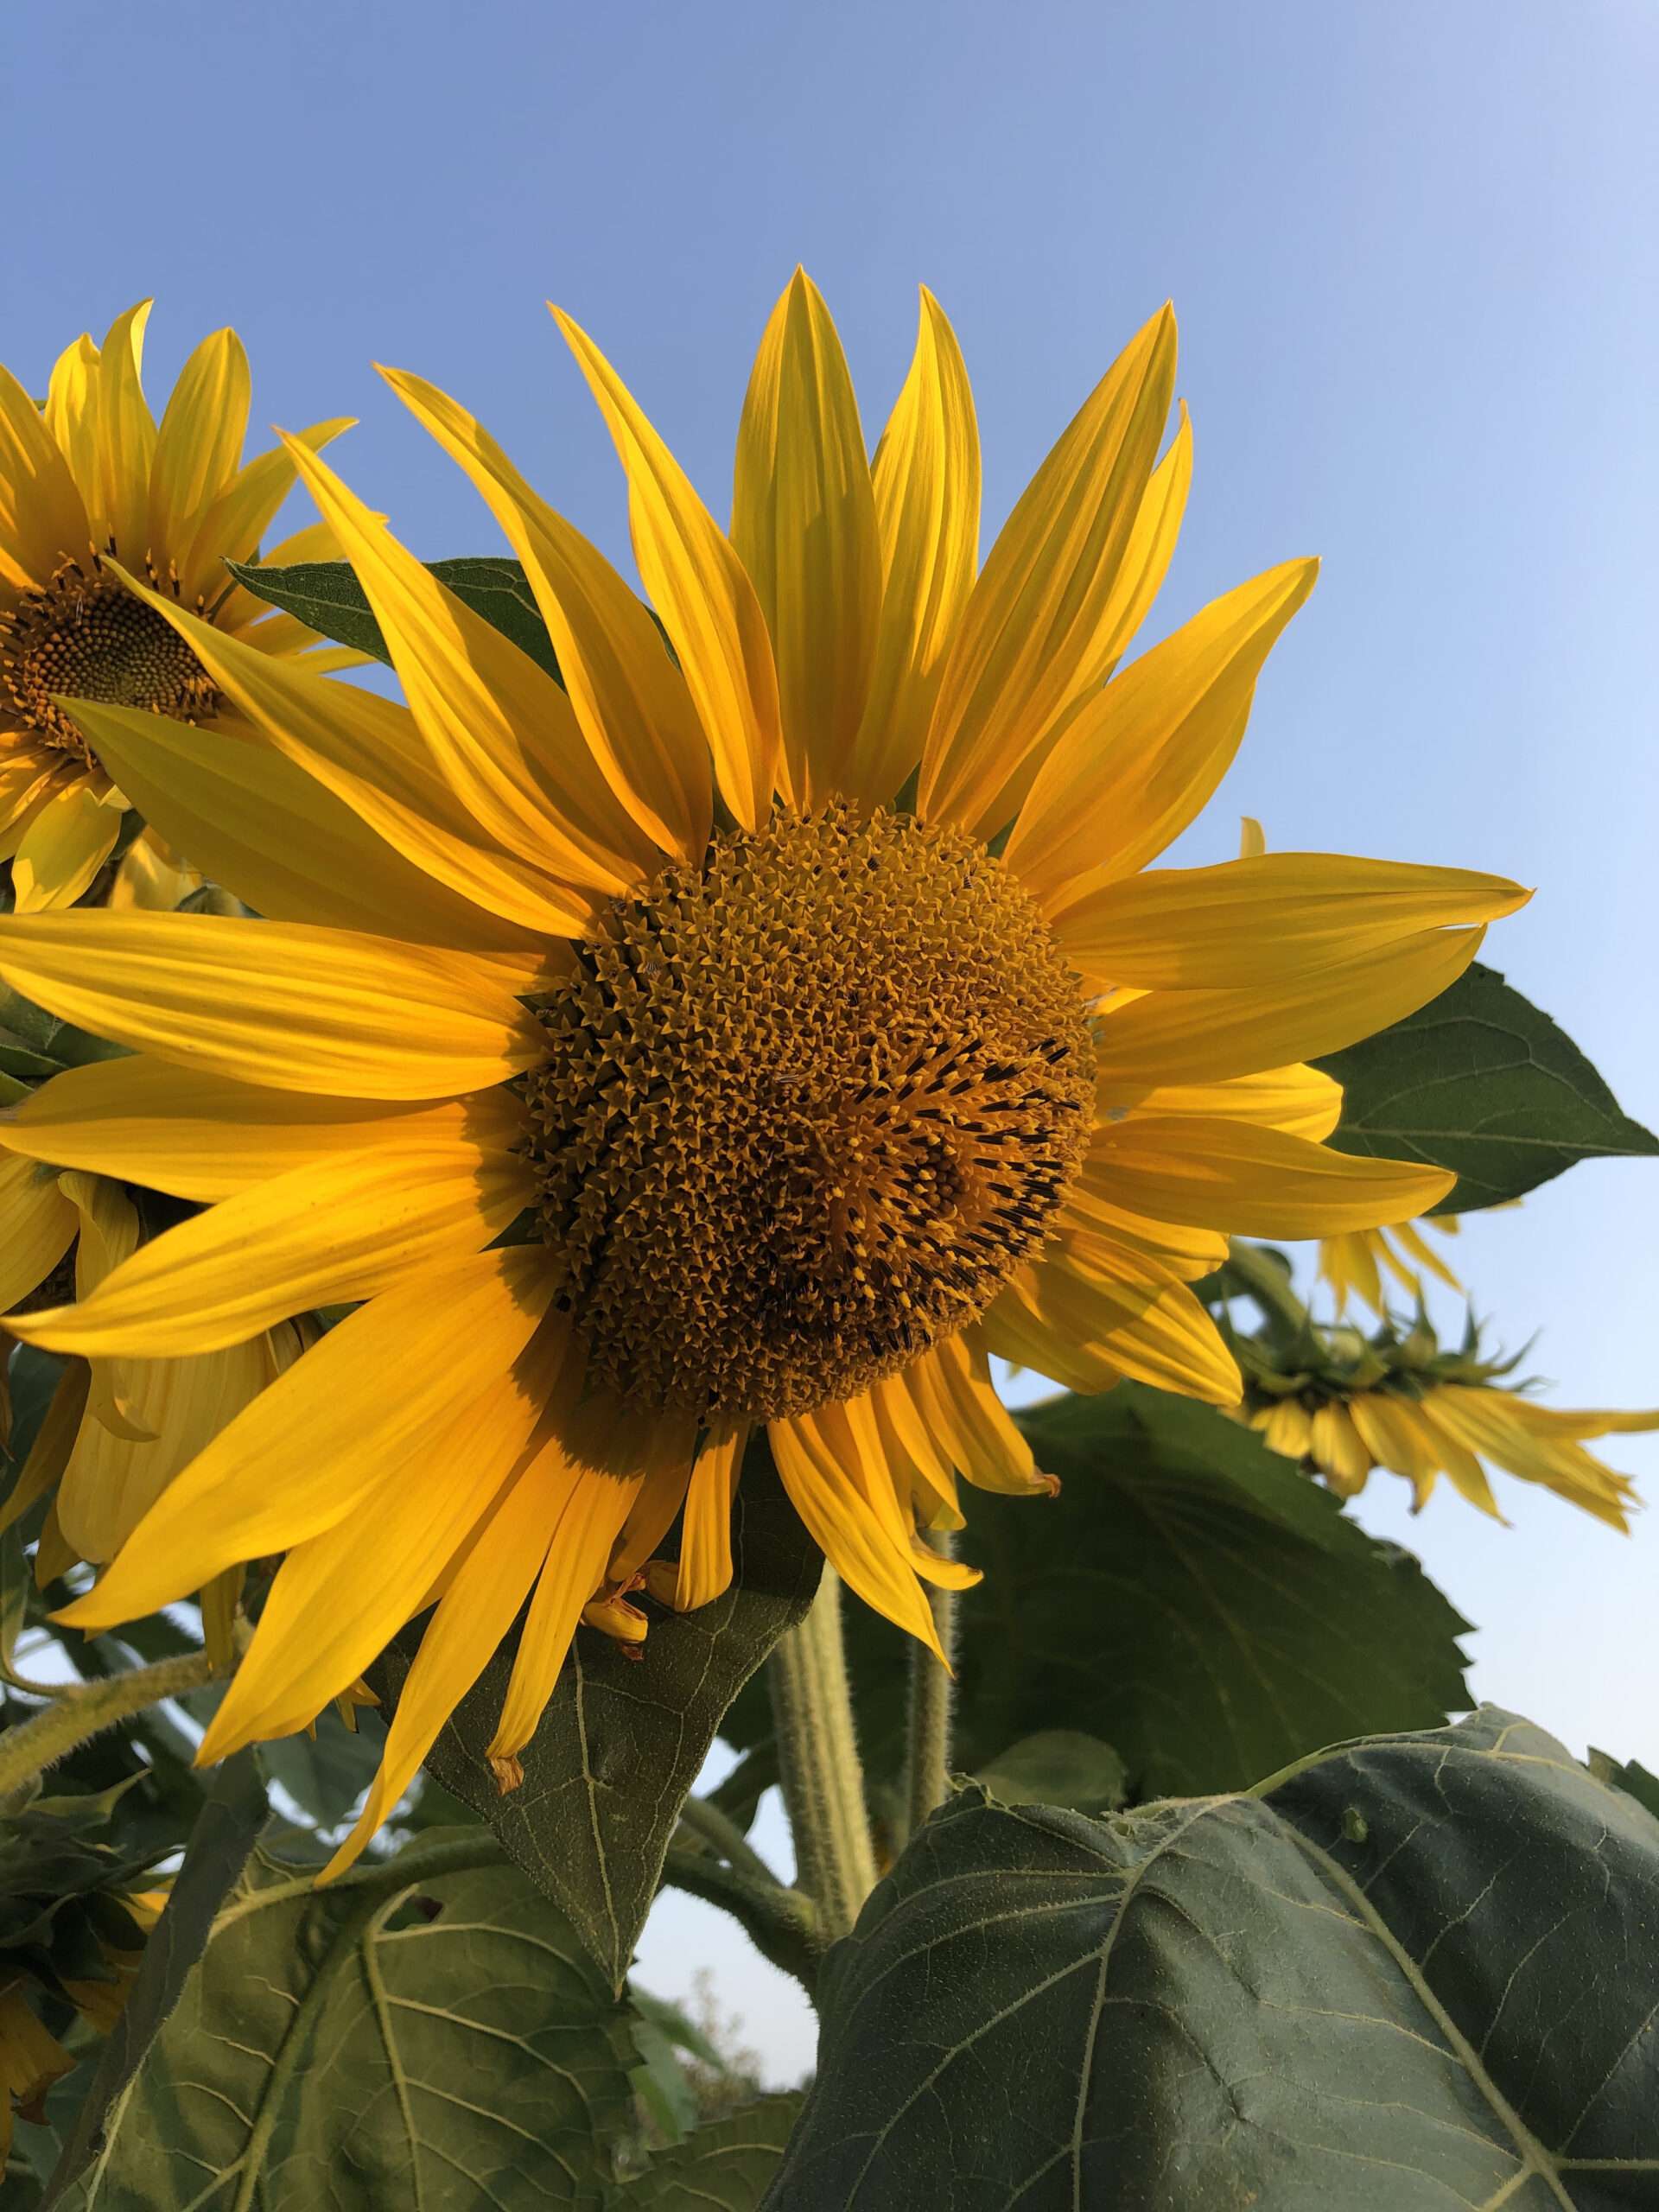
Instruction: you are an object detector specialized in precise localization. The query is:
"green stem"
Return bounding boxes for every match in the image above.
[0,1649,224,1799]
[659,1841,825,1995]
[767,1567,877,1943]
[677,1788,780,1887]
[905,1535,959,1842]
[1226,1236,1313,1338]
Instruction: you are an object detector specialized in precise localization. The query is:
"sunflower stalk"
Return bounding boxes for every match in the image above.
[1226,1236,1315,1341]
[904,1534,959,1842]
[767,1567,878,1947]
[0,1647,225,1800]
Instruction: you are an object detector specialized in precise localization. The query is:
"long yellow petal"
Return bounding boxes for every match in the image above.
[1096,1063,1344,1141]
[732,271,880,809]
[10,780,121,913]
[906,1332,1054,1496]
[671,1420,747,1611]
[0,361,92,592]
[1052,1189,1230,1284]
[918,305,1177,837]
[1347,1393,1440,1510]
[767,1402,943,1654]
[178,418,352,610]
[54,1244,557,1631]
[146,327,250,561]
[0,912,547,1100]
[105,571,592,939]
[91,302,156,559]
[0,1153,76,1311]
[553,307,781,829]
[1092,923,1489,1087]
[870,1374,963,1531]
[381,366,712,862]
[848,289,980,810]
[1087,1116,1453,1236]
[1408,1399,1506,1521]
[1005,558,1317,909]
[3,1058,513,1201]
[987,1249,1241,1405]
[200,1322,575,1757]
[14,1135,535,1357]
[1309,1402,1373,1497]
[1051,852,1529,987]
[67,698,539,950]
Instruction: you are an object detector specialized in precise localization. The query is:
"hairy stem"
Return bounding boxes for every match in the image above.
[767,1567,877,1945]
[659,1842,826,1994]
[0,1648,225,1800]
[905,1534,960,1841]
[1226,1236,1313,1339]
[677,1788,781,1887]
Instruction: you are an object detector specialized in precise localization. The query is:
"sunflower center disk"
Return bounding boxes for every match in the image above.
[0,567,219,757]
[522,804,1096,1423]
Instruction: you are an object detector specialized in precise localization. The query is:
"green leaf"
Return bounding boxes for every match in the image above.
[767,1709,1659,2209]
[724,1386,1470,1804]
[1317,959,1658,1212]
[257,1707,385,1831]
[974,1729,1126,1812]
[378,1448,821,1989]
[228,555,564,681]
[0,981,129,1084]
[69,1830,636,2209]
[627,2095,806,2210]
[41,1753,268,2210]
[1587,1746,1659,1825]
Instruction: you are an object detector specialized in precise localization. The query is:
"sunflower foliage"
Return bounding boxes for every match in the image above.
[0,282,1656,2210]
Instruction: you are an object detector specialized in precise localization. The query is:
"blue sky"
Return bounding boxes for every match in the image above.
[10,0,1656,2081]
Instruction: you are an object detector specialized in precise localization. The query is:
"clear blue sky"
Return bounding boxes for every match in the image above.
[10,0,1656,2081]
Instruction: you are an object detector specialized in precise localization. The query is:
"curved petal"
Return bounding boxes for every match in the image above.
[1005,558,1318,911]
[767,1399,943,1654]
[54,1243,557,1631]
[0,911,548,1099]
[732,271,880,808]
[849,288,980,810]
[147,327,251,561]
[666,1420,747,1611]
[1051,852,1529,988]
[0,360,92,591]
[90,302,156,558]
[553,307,781,829]
[918,305,1177,838]
[0,1152,77,1312]
[178,418,353,609]
[1087,1115,1453,1236]
[905,1332,1055,1497]
[380,366,712,861]
[1096,1063,1344,1141]
[10,780,121,912]
[987,1248,1241,1405]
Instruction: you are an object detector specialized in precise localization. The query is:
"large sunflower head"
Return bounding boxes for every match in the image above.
[0,274,1528,1871]
[0,302,353,911]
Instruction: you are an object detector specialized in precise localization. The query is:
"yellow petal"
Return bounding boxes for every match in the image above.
[1318,1230,1385,1319]
[68,696,537,950]
[281,435,660,893]
[58,1333,272,1567]
[105,569,593,940]
[767,1401,943,1654]
[1309,1402,1373,1497]
[54,1244,556,1631]
[918,305,1177,837]
[1238,815,1267,860]
[1347,1393,1440,1510]
[0,911,547,1099]
[849,288,980,810]
[200,1320,575,1757]
[988,1249,1241,1405]
[107,826,202,913]
[0,360,92,592]
[10,779,122,912]
[1389,1218,1465,1294]
[1052,1189,1229,1285]
[906,1332,1053,1496]
[670,1420,747,1611]
[1408,1397,1507,1521]
[1093,923,1491,1087]
[1096,1063,1344,1141]
[1087,1116,1453,1236]
[732,271,880,809]
[1051,852,1529,987]
[178,418,353,610]
[15,1131,535,1357]
[0,1152,77,1312]
[1260,1399,1314,1461]
[146,327,250,561]
[1004,558,1318,909]
[553,306,781,829]
[870,1373,963,1530]
[381,366,712,862]
[1427,1387,1631,1528]
[91,302,156,559]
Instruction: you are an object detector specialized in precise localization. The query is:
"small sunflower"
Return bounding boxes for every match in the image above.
[0,276,1527,1872]
[0,302,353,911]
[1241,1313,1652,1525]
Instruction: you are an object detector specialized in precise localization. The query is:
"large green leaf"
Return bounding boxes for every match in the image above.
[380,1450,821,1989]
[625,2095,806,2210]
[228,555,563,680]
[723,1387,1470,1805]
[68,1830,636,2210]
[1317,959,1657,1211]
[766,1709,1659,2209]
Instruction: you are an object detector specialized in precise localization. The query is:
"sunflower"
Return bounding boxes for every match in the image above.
[0,1149,298,1640]
[0,301,354,912]
[0,276,1527,1873]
